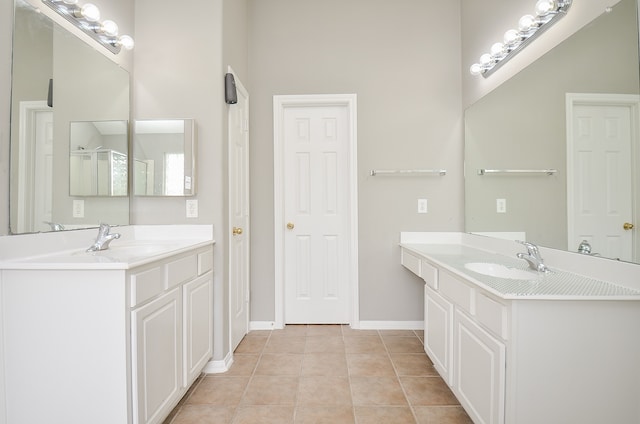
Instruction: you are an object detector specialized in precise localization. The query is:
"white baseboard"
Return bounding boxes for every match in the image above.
[249,321,279,331]
[202,351,233,374]
[248,321,422,331]
[358,320,424,330]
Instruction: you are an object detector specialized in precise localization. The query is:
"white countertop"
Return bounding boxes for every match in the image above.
[401,239,640,301]
[0,225,215,270]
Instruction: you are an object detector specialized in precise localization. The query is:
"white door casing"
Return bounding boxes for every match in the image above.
[228,68,250,351]
[17,101,53,233]
[273,94,359,327]
[566,93,639,262]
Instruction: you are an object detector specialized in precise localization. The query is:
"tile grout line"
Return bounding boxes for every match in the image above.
[342,324,361,424]
[380,331,421,424]
[231,325,275,423]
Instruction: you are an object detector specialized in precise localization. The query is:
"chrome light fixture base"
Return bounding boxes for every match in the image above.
[471,0,572,78]
[41,0,133,54]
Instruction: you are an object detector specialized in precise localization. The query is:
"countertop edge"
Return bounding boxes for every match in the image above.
[400,242,640,301]
[0,240,215,270]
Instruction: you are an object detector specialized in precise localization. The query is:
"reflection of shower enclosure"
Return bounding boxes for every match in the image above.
[134,158,154,195]
[70,149,127,196]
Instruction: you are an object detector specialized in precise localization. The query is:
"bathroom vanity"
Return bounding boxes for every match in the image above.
[0,225,214,424]
[400,232,640,424]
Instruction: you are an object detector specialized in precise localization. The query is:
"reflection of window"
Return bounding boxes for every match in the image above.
[164,153,184,195]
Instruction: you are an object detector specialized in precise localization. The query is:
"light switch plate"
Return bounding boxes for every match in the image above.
[418,198,428,214]
[496,198,507,213]
[73,200,84,218]
[186,199,198,218]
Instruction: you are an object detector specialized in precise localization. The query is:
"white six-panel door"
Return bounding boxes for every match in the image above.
[283,105,350,323]
[274,95,358,325]
[567,94,638,262]
[228,69,250,351]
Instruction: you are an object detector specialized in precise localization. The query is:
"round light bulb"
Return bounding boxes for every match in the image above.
[490,42,504,57]
[518,14,536,31]
[535,0,556,16]
[470,63,483,76]
[100,20,118,37]
[80,3,100,22]
[479,53,492,66]
[503,29,520,45]
[118,35,134,50]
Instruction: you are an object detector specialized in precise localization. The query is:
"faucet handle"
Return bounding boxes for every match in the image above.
[97,223,111,236]
[516,240,540,257]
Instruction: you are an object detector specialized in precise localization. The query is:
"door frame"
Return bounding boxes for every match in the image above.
[17,100,50,233]
[273,94,359,329]
[227,66,250,351]
[565,93,640,261]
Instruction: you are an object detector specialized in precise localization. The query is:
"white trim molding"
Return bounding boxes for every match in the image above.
[358,321,424,331]
[250,321,278,331]
[202,351,234,374]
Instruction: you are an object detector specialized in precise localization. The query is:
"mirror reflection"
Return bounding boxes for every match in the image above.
[9,0,130,234]
[133,119,196,196]
[69,121,128,196]
[464,0,640,263]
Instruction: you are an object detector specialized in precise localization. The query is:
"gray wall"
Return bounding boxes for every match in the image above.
[247,0,464,323]
[132,0,229,357]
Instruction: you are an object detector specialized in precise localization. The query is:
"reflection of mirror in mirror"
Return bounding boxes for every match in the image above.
[133,119,196,197]
[9,0,130,234]
[464,0,640,263]
[69,121,128,196]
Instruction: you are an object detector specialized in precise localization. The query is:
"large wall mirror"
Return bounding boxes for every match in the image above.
[9,0,130,234]
[465,0,640,263]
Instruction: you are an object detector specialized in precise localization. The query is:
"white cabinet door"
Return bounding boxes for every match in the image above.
[454,309,505,424]
[132,288,182,424]
[184,273,214,385]
[425,285,453,385]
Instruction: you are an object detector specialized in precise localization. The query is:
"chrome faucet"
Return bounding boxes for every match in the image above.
[87,223,121,252]
[577,240,592,255]
[516,241,549,273]
[43,221,65,231]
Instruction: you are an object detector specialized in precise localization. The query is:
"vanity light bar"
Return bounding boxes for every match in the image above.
[41,0,134,54]
[470,0,572,78]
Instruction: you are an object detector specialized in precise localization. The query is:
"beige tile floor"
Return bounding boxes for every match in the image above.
[164,325,473,424]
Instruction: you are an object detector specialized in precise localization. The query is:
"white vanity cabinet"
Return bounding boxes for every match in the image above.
[424,285,453,384]
[401,245,640,424]
[131,248,214,424]
[132,287,182,424]
[425,265,506,424]
[0,243,214,424]
[454,308,505,424]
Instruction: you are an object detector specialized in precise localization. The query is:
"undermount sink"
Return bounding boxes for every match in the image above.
[464,262,539,280]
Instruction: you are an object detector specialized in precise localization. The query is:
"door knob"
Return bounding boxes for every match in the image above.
[232,227,243,235]
[286,222,295,230]
[623,222,635,230]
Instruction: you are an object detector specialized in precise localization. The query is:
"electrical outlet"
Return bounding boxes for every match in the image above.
[73,200,84,218]
[418,198,428,214]
[496,198,507,213]
[186,199,198,218]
